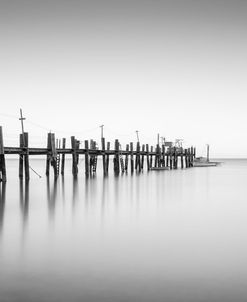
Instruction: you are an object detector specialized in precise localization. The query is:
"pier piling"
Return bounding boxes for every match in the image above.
[0,127,6,182]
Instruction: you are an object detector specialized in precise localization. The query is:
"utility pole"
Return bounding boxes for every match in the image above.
[100,125,104,139]
[135,130,139,143]
[206,144,210,162]
[19,109,26,146]
[157,133,160,146]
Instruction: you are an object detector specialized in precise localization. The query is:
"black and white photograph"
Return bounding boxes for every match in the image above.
[1,1,247,301]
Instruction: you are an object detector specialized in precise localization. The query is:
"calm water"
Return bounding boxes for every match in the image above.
[1,159,247,302]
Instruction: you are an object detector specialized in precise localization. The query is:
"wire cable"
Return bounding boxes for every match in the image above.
[29,165,42,178]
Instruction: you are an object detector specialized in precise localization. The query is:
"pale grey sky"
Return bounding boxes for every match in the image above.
[1,0,247,157]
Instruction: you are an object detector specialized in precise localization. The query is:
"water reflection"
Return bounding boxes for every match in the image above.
[88,176,98,205]
[100,177,108,220]
[84,177,89,210]
[46,177,58,224]
[72,176,79,215]
[19,180,29,233]
[2,159,247,302]
[113,174,120,208]
[61,176,65,203]
[0,182,6,236]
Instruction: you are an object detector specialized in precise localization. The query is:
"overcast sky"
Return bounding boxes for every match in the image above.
[1,0,247,157]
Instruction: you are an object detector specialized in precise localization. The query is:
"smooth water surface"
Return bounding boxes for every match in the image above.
[1,159,247,302]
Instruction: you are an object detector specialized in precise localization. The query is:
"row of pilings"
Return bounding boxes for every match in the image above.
[0,126,196,182]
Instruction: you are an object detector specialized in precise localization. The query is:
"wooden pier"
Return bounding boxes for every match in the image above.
[0,126,196,182]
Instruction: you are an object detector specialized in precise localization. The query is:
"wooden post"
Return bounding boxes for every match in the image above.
[0,180,6,208]
[141,144,145,170]
[114,139,120,174]
[71,136,75,175]
[106,142,110,174]
[119,143,125,173]
[158,144,162,167]
[61,138,66,175]
[188,147,190,167]
[135,142,138,170]
[89,140,97,175]
[71,136,78,177]
[155,144,161,168]
[188,148,191,167]
[173,147,177,169]
[191,146,194,166]
[116,139,120,174]
[19,133,24,179]
[76,140,80,165]
[206,144,209,162]
[130,142,134,173]
[102,137,106,176]
[125,144,129,172]
[150,146,153,168]
[89,140,93,174]
[24,132,30,180]
[56,139,61,175]
[46,133,52,176]
[185,149,188,168]
[138,142,141,172]
[162,144,165,167]
[50,133,57,177]
[176,148,178,169]
[154,145,158,168]
[146,144,150,171]
[0,127,6,182]
[84,140,89,177]
[93,140,97,173]
[169,147,173,169]
[135,142,141,172]
[180,147,184,169]
[166,146,169,167]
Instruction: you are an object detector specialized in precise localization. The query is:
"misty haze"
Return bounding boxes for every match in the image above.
[1,1,247,302]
